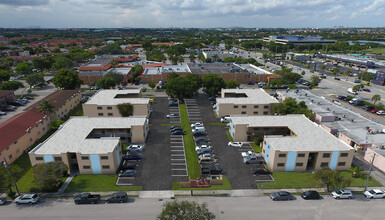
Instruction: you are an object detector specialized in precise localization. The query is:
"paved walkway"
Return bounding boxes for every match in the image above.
[57,173,76,194]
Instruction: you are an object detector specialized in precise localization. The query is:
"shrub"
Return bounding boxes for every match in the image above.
[117,103,133,117]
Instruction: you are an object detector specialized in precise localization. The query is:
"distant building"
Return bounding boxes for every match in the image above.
[0,90,16,111]
[373,71,385,86]
[141,65,191,83]
[263,36,336,45]
[201,49,236,61]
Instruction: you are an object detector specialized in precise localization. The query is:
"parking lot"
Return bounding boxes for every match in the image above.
[185,99,203,123]
[169,135,188,179]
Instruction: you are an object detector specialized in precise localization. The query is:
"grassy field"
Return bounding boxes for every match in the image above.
[180,104,201,179]
[250,143,262,153]
[365,48,385,54]
[65,175,142,192]
[341,172,382,187]
[171,177,232,190]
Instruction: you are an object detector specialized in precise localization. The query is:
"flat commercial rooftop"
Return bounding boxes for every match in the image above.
[236,64,273,75]
[188,63,246,74]
[108,68,132,75]
[143,65,191,75]
[84,89,149,105]
[82,58,113,67]
[79,70,107,76]
[278,89,385,146]
[217,88,280,105]
[231,114,353,152]
[30,117,147,155]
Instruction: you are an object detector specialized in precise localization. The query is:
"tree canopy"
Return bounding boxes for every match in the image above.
[226,80,240,88]
[202,74,226,97]
[310,75,322,87]
[53,69,83,90]
[0,81,24,90]
[314,166,352,192]
[15,62,33,76]
[272,97,314,119]
[157,200,215,220]
[166,74,202,101]
[97,77,116,89]
[105,71,124,85]
[33,161,68,192]
[0,69,10,83]
[26,73,45,87]
[38,99,54,114]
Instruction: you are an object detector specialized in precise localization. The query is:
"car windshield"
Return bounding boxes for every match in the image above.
[369,190,376,194]
[335,190,342,194]
[32,194,37,199]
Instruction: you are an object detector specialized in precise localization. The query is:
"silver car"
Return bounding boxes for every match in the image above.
[15,194,40,205]
[330,189,353,199]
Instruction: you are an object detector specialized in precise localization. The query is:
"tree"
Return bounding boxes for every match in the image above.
[0,164,22,196]
[26,73,45,87]
[117,103,133,117]
[301,71,305,76]
[184,74,202,97]
[130,65,144,83]
[33,162,68,192]
[38,99,54,114]
[274,67,300,85]
[202,74,226,96]
[371,94,381,105]
[0,69,10,83]
[105,71,124,85]
[272,97,314,119]
[189,51,195,62]
[32,57,52,71]
[0,81,24,90]
[352,85,361,96]
[149,82,156,89]
[226,80,240,88]
[310,75,322,87]
[15,62,33,76]
[166,77,188,101]
[53,69,83,90]
[223,57,235,63]
[167,72,179,80]
[314,167,352,192]
[50,120,64,130]
[52,56,73,70]
[97,77,116,89]
[157,200,215,220]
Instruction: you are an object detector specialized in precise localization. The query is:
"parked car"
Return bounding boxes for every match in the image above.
[371,109,379,113]
[201,166,223,175]
[334,77,341,80]
[195,145,211,151]
[126,145,144,153]
[119,169,137,177]
[377,110,385,115]
[191,122,204,128]
[243,155,264,165]
[301,190,321,200]
[220,116,230,123]
[74,193,101,204]
[330,189,353,199]
[363,189,385,199]
[197,148,213,155]
[193,131,207,137]
[208,96,216,101]
[195,137,209,144]
[14,194,40,205]
[337,95,347,100]
[363,105,375,111]
[8,101,23,106]
[171,127,184,132]
[168,100,178,106]
[166,114,179,118]
[320,75,326,79]
[252,168,272,175]
[0,196,7,205]
[170,125,182,130]
[362,88,371,92]
[105,192,128,203]
[123,154,142,161]
[343,97,351,102]
[353,80,361,83]
[0,111,6,115]
[228,142,242,148]
[199,157,217,164]
[270,191,295,201]
[171,130,185,135]
[198,153,215,159]
[121,161,137,170]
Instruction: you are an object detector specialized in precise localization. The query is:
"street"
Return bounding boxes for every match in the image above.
[1,195,384,220]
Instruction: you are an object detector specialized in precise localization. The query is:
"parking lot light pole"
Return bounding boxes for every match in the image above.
[364,154,376,192]
[2,158,20,196]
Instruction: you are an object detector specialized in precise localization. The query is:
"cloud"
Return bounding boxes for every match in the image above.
[0,0,50,6]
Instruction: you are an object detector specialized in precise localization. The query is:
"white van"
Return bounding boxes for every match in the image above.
[192,127,206,134]
[347,88,358,95]
[220,116,230,123]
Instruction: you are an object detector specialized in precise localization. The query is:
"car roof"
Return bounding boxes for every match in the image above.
[372,189,384,193]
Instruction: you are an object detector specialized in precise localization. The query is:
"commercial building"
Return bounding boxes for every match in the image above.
[29,116,148,174]
[201,49,236,61]
[141,65,191,83]
[263,36,336,46]
[215,89,279,117]
[229,115,354,172]
[83,89,150,117]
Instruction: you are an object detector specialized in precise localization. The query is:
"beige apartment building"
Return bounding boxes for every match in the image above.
[229,115,354,172]
[215,89,279,117]
[83,89,150,117]
[29,116,149,174]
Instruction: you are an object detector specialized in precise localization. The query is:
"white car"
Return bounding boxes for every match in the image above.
[0,196,6,205]
[0,111,6,115]
[166,114,179,118]
[363,189,385,199]
[195,145,211,152]
[126,145,144,152]
[14,194,40,205]
[228,142,242,147]
[191,122,204,128]
[330,189,353,199]
[376,110,385,115]
[220,116,230,123]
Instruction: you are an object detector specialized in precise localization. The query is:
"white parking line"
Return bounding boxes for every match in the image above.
[171,149,185,152]
[171,163,186,165]
[171,175,189,177]
[171,158,185,160]
[171,169,187,171]
[119,177,135,180]
[171,154,185,156]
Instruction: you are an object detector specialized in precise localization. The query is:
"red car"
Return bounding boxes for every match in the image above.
[371,109,379,113]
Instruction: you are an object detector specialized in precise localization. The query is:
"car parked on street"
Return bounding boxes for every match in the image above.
[14,194,40,205]
[330,189,353,199]
[377,110,385,115]
[270,191,295,201]
[74,193,101,204]
[363,189,385,199]
[301,190,321,200]
[118,169,137,177]
[0,196,7,205]
[126,145,144,153]
[228,142,242,148]
[105,192,128,203]
[362,88,371,92]
[0,111,6,115]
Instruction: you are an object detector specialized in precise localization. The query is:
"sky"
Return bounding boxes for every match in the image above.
[0,0,385,28]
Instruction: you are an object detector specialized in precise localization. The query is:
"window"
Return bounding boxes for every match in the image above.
[14,141,17,144]
[253,112,259,115]
[107,106,112,110]
[36,124,38,128]
[320,162,329,167]
[241,112,246,114]
[340,153,348,157]
[242,105,247,108]
[81,156,89,160]
[298,153,305,157]
[54,157,62,161]
[83,166,90,169]
[119,129,124,132]
[338,162,346,166]
[264,105,269,109]
[43,127,45,131]
[101,156,108,160]
[36,157,43,161]
[253,127,259,131]
[323,153,331,158]
[296,163,303,166]
[98,113,104,116]
[108,113,113,116]
[8,154,12,159]
[264,127,269,131]
[97,106,102,110]
[279,153,286,158]
[254,105,259,108]
[102,165,110,169]
[263,111,268,115]
[277,163,285,167]
[107,129,113,132]
[233,105,238,109]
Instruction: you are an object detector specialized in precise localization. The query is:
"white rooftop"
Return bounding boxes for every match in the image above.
[236,64,273,75]
[84,89,149,105]
[143,65,191,75]
[217,88,280,105]
[30,117,147,155]
[108,68,132,75]
[231,114,353,152]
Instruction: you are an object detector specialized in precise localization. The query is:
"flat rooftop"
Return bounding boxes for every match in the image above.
[231,114,353,152]
[82,57,113,67]
[188,63,246,74]
[79,70,107,76]
[236,64,273,75]
[217,88,280,105]
[278,89,385,146]
[143,65,191,75]
[108,68,131,75]
[30,117,147,155]
[84,89,149,105]
[120,60,163,66]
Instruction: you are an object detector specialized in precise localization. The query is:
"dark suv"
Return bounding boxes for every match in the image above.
[105,192,128,203]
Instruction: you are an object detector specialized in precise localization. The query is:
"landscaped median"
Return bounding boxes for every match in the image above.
[65,175,142,192]
[172,177,232,190]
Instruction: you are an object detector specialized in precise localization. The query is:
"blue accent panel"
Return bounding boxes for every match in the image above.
[144,121,148,137]
[264,144,271,163]
[44,155,53,163]
[285,152,297,171]
[216,103,219,115]
[115,146,121,167]
[90,154,101,174]
[329,151,339,170]
[230,120,234,137]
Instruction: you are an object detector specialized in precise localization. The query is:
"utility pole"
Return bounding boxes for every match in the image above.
[2,158,20,196]
[364,154,376,192]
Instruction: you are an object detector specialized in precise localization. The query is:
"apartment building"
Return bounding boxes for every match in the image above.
[229,115,354,172]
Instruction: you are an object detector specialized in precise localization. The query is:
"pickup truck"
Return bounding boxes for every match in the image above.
[74,193,101,204]
[201,166,223,175]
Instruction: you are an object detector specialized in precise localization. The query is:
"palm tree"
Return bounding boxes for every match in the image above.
[38,99,54,114]
[371,94,381,105]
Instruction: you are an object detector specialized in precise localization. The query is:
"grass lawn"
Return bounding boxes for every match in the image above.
[365,48,385,53]
[225,131,233,142]
[257,172,323,189]
[340,172,382,187]
[65,175,142,192]
[250,143,262,153]
[180,104,201,179]
[81,90,98,93]
[172,177,232,190]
